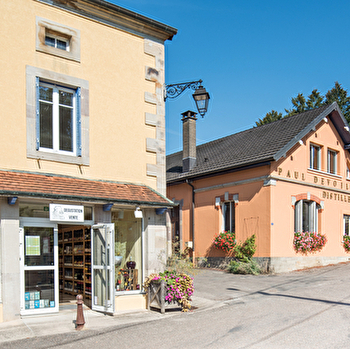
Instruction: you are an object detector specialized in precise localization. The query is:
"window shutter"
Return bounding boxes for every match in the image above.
[35,77,40,151]
[309,202,314,232]
[76,87,82,157]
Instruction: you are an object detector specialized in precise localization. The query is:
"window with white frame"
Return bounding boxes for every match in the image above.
[44,33,70,52]
[294,200,319,232]
[38,81,78,154]
[26,66,89,165]
[327,149,337,175]
[310,144,321,170]
[36,17,80,62]
[344,215,350,236]
[222,201,235,232]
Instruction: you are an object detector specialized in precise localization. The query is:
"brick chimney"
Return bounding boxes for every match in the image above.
[182,110,197,172]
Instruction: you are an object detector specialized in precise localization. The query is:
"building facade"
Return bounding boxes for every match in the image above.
[0,0,177,322]
[167,103,350,273]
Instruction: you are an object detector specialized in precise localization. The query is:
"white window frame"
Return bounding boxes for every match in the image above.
[19,220,59,316]
[44,33,70,52]
[36,17,80,62]
[310,144,321,170]
[327,149,337,175]
[222,201,235,232]
[295,200,319,232]
[38,81,77,156]
[26,66,89,166]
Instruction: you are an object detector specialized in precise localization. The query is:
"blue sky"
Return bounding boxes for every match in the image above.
[109,0,350,155]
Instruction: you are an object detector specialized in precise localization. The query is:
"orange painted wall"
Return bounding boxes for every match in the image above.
[270,118,350,258]
[167,165,272,258]
[167,116,350,260]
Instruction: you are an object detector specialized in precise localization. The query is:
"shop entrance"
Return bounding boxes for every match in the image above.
[58,225,92,308]
[58,224,115,314]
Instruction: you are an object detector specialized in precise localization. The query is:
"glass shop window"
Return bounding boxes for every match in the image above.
[112,209,142,292]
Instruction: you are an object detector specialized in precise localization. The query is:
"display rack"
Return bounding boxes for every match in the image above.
[58,226,91,299]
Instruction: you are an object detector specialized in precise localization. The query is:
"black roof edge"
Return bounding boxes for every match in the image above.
[273,102,350,161]
[167,160,272,185]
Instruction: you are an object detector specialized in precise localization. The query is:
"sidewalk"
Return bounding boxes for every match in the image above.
[1,264,349,346]
[0,290,220,346]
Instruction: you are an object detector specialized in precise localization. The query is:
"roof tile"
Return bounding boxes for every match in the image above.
[167,104,333,182]
[0,170,172,206]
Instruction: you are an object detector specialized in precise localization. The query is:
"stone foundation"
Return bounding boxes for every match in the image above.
[199,256,350,273]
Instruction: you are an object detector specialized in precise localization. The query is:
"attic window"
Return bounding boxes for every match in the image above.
[310,144,321,171]
[45,32,70,51]
[36,17,80,62]
[327,149,338,175]
[346,161,350,179]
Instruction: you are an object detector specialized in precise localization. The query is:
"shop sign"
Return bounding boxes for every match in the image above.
[277,167,350,191]
[49,204,84,222]
[322,191,350,203]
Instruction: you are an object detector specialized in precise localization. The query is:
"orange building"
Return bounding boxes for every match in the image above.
[167,103,350,272]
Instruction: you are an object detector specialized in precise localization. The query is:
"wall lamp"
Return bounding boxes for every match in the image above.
[134,207,143,218]
[156,207,167,215]
[8,197,18,205]
[103,203,113,211]
[164,79,210,117]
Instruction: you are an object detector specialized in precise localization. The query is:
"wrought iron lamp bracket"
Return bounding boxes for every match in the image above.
[164,80,203,101]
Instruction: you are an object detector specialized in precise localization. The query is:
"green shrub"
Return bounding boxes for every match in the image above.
[227,234,260,275]
[227,259,261,275]
[165,238,201,276]
[234,234,256,262]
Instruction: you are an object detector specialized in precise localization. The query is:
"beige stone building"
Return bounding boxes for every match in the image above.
[0,0,176,322]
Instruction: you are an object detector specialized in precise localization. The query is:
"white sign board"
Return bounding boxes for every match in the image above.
[50,204,84,222]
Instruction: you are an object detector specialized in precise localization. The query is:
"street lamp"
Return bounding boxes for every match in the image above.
[164,79,210,117]
[192,84,210,117]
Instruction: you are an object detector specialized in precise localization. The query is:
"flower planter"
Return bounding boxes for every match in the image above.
[147,280,181,314]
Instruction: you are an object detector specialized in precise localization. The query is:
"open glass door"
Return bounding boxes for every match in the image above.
[91,224,115,313]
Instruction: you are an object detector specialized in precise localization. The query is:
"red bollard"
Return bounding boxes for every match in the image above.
[76,294,85,330]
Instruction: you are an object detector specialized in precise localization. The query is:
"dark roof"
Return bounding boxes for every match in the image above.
[167,102,350,183]
[0,170,173,207]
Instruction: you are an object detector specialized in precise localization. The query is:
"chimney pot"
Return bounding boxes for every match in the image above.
[182,110,197,172]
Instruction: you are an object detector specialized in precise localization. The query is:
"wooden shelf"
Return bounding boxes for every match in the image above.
[58,226,91,299]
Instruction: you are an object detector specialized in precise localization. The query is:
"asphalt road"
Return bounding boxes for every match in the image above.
[5,263,350,348]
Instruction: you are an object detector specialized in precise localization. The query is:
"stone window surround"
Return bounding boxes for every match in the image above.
[36,16,81,62]
[26,65,89,165]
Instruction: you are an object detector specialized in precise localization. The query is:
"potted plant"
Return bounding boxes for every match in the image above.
[144,270,194,313]
[115,241,126,267]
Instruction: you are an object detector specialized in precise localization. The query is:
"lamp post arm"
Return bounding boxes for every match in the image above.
[164,80,203,101]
